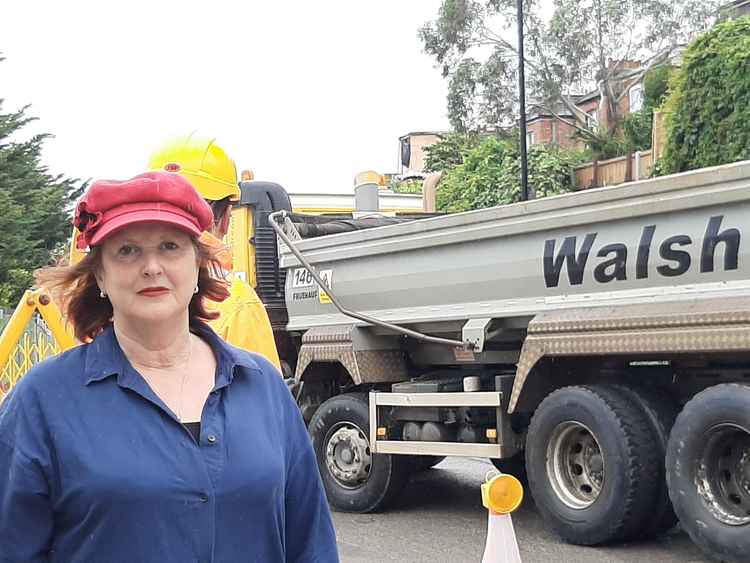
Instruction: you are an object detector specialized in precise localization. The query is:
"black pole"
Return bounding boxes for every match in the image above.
[517,0,529,201]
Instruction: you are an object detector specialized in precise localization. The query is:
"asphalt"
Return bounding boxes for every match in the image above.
[331,457,711,563]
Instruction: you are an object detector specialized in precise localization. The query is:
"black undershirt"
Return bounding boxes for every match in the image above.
[183,421,201,442]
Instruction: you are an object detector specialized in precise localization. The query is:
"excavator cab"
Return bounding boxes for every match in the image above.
[227,180,292,332]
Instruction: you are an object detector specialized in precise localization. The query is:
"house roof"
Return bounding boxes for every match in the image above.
[574,90,600,104]
[399,131,450,140]
[526,99,572,120]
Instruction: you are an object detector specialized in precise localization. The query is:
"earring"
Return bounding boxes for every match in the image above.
[100,290,107,298]
[194,284,199,294]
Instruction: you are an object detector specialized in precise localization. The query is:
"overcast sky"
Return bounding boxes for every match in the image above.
[3,1,457,193]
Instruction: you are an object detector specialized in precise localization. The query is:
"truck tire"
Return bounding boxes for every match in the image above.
[611,384,679,536]
[309,393,409,513]
[525,384,659,545]
[666,384,750,563]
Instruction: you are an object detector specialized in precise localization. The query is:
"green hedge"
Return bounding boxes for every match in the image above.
[662,17,750,173]
[436,137,583,212]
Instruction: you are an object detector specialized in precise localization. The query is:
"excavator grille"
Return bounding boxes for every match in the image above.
[0,290,76,401]
[0,314,61,396]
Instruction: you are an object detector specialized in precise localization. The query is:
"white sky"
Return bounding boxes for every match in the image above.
[2,1,453,193]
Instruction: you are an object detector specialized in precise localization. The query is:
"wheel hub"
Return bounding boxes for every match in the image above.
[696,424,750,526]
[325,423,372,488]
[547,421,605,509]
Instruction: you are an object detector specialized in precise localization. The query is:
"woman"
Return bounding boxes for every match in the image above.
[0,171,339,563]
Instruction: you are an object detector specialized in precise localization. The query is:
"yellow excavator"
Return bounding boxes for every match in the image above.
[0,134,416,396]
[0,134,293,395]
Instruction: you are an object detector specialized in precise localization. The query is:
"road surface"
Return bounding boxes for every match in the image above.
[331,457,710,563]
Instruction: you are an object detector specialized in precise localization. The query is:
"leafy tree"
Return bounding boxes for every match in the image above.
[420,0,720,139]
[423,132,481,172]
[0,70,84,307]
[436,136,583,212]
[661,17,750,173]
[390,178,424,194]
[621,110,653,152]
[643,64,674,109]
[619,64,676,152]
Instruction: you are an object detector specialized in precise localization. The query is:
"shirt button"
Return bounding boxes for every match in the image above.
[207,434,217,444]
[199,494,209,503]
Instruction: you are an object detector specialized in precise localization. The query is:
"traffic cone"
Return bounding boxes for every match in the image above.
[480,470,523,563]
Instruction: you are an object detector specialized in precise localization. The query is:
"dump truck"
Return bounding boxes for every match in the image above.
[3,162,750,561]
[238,162,750,563]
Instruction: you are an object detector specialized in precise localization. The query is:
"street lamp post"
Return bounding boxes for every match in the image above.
[517,0,529,201]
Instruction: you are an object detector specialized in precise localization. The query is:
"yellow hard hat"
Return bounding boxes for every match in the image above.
[148,133,240,201]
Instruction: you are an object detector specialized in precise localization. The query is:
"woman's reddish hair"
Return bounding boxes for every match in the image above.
[35,239,230,342]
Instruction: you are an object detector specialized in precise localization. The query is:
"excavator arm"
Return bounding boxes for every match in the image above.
[0,288,76,395]
[0,229,81,397]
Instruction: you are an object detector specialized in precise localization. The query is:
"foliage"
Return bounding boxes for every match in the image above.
[436,136,584,212]
[661,17,750,174]
[0,82,84,307]
[576,129,629,160]
[423,132,481,172]
[619,64,676,152]
[580,63,675,156]
[643,64,675,110]
[621,110,653,152]
[420,0,720,137]
[390,178,423,194]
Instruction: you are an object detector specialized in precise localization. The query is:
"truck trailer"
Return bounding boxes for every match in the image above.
[240,162,750,563]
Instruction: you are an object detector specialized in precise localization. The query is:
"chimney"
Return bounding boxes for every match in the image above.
[354,171,381,212]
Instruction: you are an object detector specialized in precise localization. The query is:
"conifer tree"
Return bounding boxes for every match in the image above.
[0,60,84,307]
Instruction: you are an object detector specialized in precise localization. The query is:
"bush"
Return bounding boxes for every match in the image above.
[643,65,675,110]
[0,269,34,309]
[621,64,676,153]
[622,109,653,152]
[436,137,584,212]
[390,178,423,194]
[423,133,480,172]
[661,17,750,173]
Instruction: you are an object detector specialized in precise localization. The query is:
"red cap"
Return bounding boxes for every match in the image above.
[74,171,214,250]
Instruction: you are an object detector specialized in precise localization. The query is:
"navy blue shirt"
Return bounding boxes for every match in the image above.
[0,323,338,563]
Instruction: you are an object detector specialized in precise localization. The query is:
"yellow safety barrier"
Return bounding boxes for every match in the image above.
[0,289,76,396]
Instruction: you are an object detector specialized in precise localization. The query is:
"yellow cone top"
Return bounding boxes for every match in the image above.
[481,473,524,515]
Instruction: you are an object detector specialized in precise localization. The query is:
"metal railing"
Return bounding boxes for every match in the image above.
[0,290,76,397]
[0,319,62,394]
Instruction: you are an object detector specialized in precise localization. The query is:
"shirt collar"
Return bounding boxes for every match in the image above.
[84,322,262,388]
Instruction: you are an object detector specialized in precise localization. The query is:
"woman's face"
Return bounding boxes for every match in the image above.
[96,223,200,327]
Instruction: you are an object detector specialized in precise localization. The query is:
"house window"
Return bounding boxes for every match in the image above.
[586,109,598,129]
[526,131,536,146]
[629,84,644,113]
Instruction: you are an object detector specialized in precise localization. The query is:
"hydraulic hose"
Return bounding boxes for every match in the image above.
[269,210,469,349]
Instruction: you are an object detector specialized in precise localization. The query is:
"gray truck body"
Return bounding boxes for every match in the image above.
[271,162,750,561]
[280,161,750,333]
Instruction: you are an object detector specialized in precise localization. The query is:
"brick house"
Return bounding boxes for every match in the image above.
[398,131,449,177]
[526,61,645,150]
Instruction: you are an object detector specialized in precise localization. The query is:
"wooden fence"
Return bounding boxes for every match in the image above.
[573,150,654,190]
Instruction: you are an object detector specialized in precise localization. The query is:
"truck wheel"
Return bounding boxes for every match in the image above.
[612,384,679,536]
[666,384,750,563]
[309,393,409,513]
[525,385,659,545]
